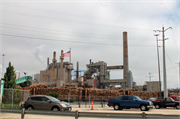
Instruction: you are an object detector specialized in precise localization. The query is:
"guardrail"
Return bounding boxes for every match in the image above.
[0,108,179,119]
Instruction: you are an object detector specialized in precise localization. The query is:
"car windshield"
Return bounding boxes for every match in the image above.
[170,97,175,102]
[135,96,142,100]
[47,96,60,102]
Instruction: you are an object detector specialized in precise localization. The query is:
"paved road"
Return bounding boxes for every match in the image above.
[0,106,180,119]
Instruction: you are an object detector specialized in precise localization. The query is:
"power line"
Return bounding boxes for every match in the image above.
[1,24,155,41]
[0,33,156,47]
[171,29,180,57]
[165,51,178,72]
[1,3,162,27]
[1,9,155,31]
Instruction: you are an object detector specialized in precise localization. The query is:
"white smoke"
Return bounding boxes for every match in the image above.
[34,44,47,63]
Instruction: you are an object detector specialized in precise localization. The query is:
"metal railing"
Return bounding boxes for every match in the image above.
[0,108,179,119]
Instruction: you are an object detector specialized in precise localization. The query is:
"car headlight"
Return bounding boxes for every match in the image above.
[61,104,67,107]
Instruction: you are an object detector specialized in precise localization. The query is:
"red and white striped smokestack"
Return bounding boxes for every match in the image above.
[123,32,129,86]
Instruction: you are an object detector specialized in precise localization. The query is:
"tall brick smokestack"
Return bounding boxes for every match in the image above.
[53,51,56,60]
[47,57,49,68]
[76,62,79,80]
[53,51,57,68]
[123,32,129,87]
[60,50,64,68]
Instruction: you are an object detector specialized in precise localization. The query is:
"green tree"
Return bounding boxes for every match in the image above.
[2,62,16,88]
[1,62,21,107]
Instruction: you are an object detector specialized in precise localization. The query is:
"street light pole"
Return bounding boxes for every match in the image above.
[154,34,162,99]
[2,54,5,79]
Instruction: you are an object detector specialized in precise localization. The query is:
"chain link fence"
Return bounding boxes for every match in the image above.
[0,88,30,109]
[58,94,159,108]
[58,95,120,108]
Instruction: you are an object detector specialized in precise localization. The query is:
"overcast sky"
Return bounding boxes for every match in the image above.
[0,0,179,89]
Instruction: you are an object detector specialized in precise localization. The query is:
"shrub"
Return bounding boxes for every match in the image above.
[70,99,75,102]
[1,103,4,108]
[1,104,21,109]
[64,98,75,102]
[47,92,59,98]
[64,98,68,102]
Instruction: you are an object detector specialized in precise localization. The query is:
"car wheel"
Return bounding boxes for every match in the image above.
[27,106,33,110]
[52,107,59,111]
[155,105,160,109]
[140,105,147,111]
[113,104,120,110]
[176,105,179,109]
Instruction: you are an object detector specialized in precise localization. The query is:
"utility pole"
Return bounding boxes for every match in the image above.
[179,62,180,89]
[68,48,72,103]
[177,62,180,89]
[154,34,162,99]
[153,26,172,98]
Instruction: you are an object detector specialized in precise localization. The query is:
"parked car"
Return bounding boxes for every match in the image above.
[23,95,72,111]
[152,97,179,109]
[170,95,180,101]
[107,95,153,111]
[148,98,157,101]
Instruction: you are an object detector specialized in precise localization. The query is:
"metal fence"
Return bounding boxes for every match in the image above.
[1,108,179,119]
[0,88,30,109]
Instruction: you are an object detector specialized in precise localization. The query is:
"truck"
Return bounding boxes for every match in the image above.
[107,95,153,111]
[153,97,179,109]
[170,95,180,101]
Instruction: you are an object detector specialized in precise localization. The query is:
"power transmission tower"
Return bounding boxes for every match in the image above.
[149,73,153,91]
[153,26,172,98]
[146,73,153,91]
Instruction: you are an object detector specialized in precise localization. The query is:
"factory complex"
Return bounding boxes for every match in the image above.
[32,32,133,89]
[14,31,160,91]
